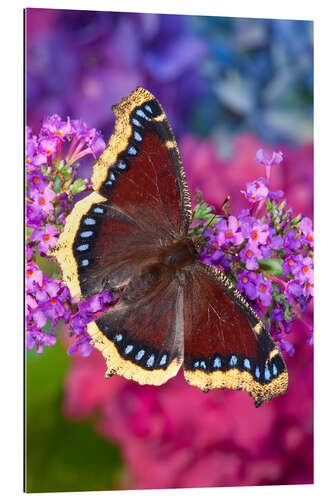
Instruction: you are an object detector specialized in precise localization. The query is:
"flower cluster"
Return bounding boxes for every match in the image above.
[25,114,111,354]
[193,149,314,354]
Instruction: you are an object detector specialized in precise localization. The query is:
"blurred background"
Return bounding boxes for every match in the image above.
[25,8,313,492]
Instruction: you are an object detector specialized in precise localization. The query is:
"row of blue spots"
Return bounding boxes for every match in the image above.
[77,206,105,268]
[191,353,280,384]
[113,333,168,369]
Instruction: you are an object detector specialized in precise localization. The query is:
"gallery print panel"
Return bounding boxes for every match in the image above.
[25,8,313,493]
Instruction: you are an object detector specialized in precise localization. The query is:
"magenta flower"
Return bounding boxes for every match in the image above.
[30,224,59,254]
[241,177,269,204]
[256,274,273,306]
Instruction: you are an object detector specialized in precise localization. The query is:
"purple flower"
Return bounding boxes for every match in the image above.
[294,256,314,285]
[215,216,244,246]
[30,186,56,216]
[255,149,283,167]
[236,271,257,300]
[26,327,57,354]
[241,177,269,204]
[282,254,302,277]
[26,243,33,261]
[271,307,284,322]
[284,229,301,252]
[300,217,314,248]
[285,279,303,303]
[67,333,94,357]
[26,262,43,290]
[242,220,269,246]
[27,172,49,193]
[268,190,284,200]
[239,242,263,270]
[40,114,73,140]
[31,308,47,328]
[256,274,273,307]
[26,204,44,228]
[38,137,58,157]
[30,224,59,254]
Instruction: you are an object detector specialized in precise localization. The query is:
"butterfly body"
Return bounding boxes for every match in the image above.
[51,87,288,407]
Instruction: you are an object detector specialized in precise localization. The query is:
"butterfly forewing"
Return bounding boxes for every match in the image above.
[52,87,191,300]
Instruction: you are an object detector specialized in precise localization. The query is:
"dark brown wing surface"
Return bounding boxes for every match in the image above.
[183,262,288,407]
[51,87,192,300]
[88,276,184,385]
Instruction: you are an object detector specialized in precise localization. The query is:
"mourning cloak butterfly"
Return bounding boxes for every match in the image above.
[52,87,288,407]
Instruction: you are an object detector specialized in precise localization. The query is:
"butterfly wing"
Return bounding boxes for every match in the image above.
[88,275,184,385]
[51,87,192,300]
[183,262,288,407]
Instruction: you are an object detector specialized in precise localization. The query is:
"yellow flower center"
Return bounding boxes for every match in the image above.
[251,231,258,239]
[33,177,39,184]
[43,235,50,242]
[39,198,46,205]
[259,284,266,292]
[288,259,294,266]
[246,250,252,258]
[242,277,248,283]
[27,158,32,164]
[306,282,311,289]
[50,299,57,305]
[226,231,233,238]
[27,269,33,276]
[46,149,52,154]
[302,266,309,274]
[307,235,313,242]
[251,195,256,200]
[56,130,63,136]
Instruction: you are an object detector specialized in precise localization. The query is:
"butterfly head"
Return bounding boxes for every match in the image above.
[192,235,211,256]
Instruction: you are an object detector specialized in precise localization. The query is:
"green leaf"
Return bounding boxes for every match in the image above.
[70,178,88,194]
[61,163,72,178]
[53,175,63,194]
[259,257,284,276]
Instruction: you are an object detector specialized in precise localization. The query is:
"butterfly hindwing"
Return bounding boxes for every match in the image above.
[88,275,184,385]
[183,262,288,407]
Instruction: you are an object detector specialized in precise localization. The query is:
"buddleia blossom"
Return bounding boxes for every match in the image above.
[194,149,314,354]
[25,114,108,354]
